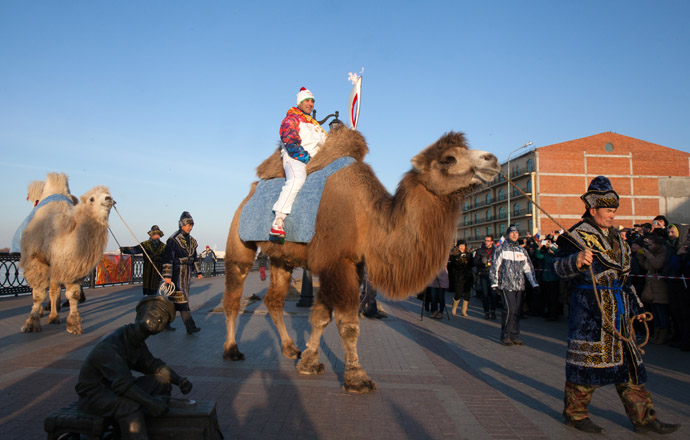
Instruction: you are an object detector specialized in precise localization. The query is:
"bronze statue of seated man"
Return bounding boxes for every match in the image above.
[75,295,192,439]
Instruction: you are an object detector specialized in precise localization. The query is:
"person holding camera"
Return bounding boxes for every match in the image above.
[535,236,562,321]
[474,235,497,319]
[634,234,670,344]
[448,240,473,316]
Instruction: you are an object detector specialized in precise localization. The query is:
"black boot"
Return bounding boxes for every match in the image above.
[181,311,200,334]
[633,418,680,434]
[564,413,606,434]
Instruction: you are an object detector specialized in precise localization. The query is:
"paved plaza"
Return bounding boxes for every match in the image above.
[0,272,688,439]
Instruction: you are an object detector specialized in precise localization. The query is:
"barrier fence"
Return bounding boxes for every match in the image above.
[0,253,225,297]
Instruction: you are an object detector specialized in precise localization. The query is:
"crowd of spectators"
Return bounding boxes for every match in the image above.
[432,214,690,352]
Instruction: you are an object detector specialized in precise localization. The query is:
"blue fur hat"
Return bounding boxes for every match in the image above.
[581,176,619,209]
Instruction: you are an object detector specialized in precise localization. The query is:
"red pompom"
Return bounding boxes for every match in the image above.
[300,87,306,91]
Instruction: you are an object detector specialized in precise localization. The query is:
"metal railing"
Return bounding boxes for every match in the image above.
[0,253,226,297]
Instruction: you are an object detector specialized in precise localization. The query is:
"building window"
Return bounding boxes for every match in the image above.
[512,186,520,197]
[463,215,469,226]
[513,203,520,216]
[528,220,533,234]
[528,202,532,214]
[486,193,492,205]
[515,222,521,233]
[474,213,479,224]
[526,159,534,172]
[486,209,492,221]
[464,200,470,211]
[474,196,479,207]
[487,225,492,236]
[499,206,506,219]
[499,224,506,236]
[464,230,469,240]
[475,228,480,241]
[512,165,520,177]
[527,180,532,192]
[498,188,505,200]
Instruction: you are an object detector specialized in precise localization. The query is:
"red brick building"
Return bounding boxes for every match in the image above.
[459,132,690,248]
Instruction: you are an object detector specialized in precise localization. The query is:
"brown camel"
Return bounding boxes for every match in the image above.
[222,129,500,393]
[20,172,114,334]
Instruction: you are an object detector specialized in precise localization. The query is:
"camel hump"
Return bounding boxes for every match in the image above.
[256,128,369,180]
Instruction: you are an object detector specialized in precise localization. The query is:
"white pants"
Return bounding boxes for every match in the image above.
[272,149,307,215]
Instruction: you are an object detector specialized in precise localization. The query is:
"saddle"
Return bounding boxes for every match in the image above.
[238,129,368,244]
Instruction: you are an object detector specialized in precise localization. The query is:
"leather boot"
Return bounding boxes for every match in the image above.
[461,300,469,317]
[118,410,149,440]
[657,329,669,345]
[451,299,460,316]
[633,418,680,434]
[564,413,606,434]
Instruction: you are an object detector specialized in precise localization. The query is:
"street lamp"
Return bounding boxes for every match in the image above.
[506,141,533,231]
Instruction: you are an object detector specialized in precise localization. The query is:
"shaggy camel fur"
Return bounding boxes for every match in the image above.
[222,129,500,393]
[20,172,114,334]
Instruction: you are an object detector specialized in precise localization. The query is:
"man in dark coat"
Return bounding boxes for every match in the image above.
[75,295,192,439]
[553,176,679,435]
[162,212,203,334]
[121,225,166,296]
[473,235,497,319]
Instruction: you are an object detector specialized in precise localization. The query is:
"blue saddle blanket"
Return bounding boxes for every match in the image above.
[11,194,75,253]
[239,156,355,243]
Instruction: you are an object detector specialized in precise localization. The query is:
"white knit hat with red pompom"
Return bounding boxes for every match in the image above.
[296,87,315,105]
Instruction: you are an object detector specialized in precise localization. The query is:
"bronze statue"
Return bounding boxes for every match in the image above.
[75,295,192,439]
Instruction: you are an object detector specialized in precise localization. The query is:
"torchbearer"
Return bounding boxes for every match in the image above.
[553,175,680,435]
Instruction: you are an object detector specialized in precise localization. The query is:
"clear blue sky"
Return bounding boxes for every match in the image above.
[2,1,689,252]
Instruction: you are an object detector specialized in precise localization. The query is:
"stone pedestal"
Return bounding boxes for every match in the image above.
[147,399,223,440]
[45,400,223,440]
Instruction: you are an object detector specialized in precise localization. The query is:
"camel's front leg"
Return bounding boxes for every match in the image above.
[223,263,250,361]
[47,282,62,324]
[21,284,48,333]
[335,308,376,393]
[297,300,332,375]
[64,283,82,334]
[265,264,300,359]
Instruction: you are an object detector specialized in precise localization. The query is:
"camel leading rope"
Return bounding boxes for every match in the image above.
[112,204,175,297]
[500,172,653,353]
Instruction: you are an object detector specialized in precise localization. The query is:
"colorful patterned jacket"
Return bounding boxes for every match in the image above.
[553,218,646,386]
[279,107,327,164]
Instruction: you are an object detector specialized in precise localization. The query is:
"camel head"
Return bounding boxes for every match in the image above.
[411,131,500,196]
[79,186,114,224]
[26,180,45,205]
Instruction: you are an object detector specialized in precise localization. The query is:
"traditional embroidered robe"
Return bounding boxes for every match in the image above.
[161,230,201,306]
[121,239,166,295]
[553,219,646,386]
